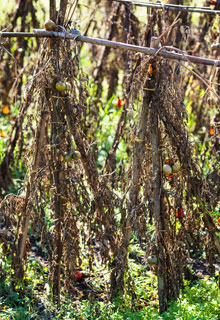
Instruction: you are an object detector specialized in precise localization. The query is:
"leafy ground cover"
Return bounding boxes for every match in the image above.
[0,239,220,320]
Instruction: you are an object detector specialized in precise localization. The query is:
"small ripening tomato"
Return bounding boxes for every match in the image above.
[116,98,122,108]
[0,129,7,138]
[165,158,175,165]
[217,218,220,224]
[163,164,172,175]
[176,206,184,219]
[209,126,214,136]
[137,299,149,309]
[44,19,56,31]
[148,64,153,75]
[2,105,10,115]
[166,173,174,179]
[55,81,67,92]
[73,270,83,281]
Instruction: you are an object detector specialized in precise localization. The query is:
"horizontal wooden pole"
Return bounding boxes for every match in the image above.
[114,0,220,14]
[0,29,219,67]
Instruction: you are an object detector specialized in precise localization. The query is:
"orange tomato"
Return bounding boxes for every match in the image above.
[209,126,214,136]
[148,64,153,75]
[2,105,10,114]
[0,130,7,138]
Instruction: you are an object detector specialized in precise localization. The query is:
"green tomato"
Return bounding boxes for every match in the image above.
[63,151,81,163]
[163,164,172,175]
[172,162,181,173]
[63,152,73,162]
[55,81,67,92]
[147,256,158,265]
[72,151,81,160]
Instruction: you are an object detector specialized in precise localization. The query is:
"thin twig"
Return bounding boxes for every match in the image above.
[0,43,18,78]
[178,61,220,101]
[156,13,181,42]
[65,0,79,26]
[152,44,220,100]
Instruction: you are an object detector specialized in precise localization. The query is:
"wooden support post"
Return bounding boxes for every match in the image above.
[51,98,63,304]
[150,105,167,314]
[110,75,151,297]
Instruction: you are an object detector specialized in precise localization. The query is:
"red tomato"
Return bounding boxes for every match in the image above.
[116,98,122,108]
[165,173,174,179]
[165,159,175,165]
[137,299,149,310]
[73,270,83,281]
[209,1,216,5]
[217,218,220,223]
[176,207,184,218]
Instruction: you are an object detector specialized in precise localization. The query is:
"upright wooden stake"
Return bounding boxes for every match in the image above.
[150,106,167,314]
[110,74,152,297]
[50,98,63,304]
[48,0,66,304]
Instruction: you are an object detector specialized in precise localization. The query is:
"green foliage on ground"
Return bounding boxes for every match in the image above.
[1,276,220,319]
[0,243,220,320]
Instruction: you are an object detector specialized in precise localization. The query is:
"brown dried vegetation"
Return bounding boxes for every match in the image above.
[0,0,220,314]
